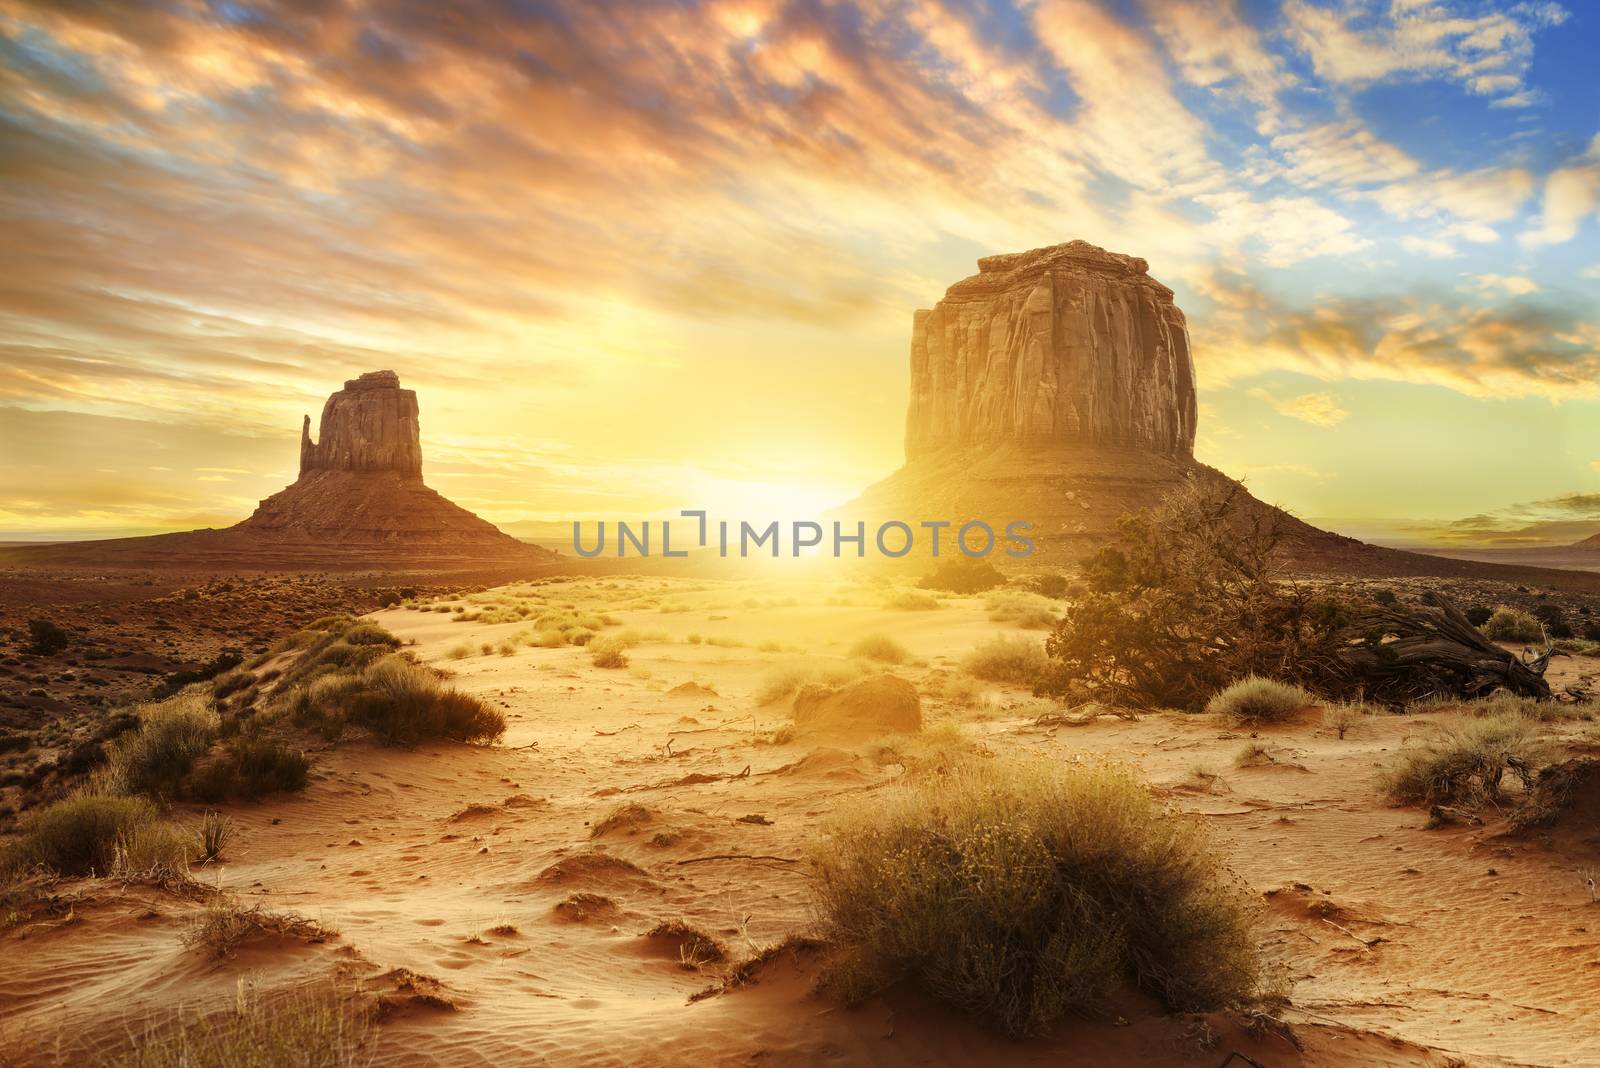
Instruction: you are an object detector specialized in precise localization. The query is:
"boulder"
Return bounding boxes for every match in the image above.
[792,674,922,736]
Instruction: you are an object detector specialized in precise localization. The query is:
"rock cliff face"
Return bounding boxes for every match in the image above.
[905,241,1196,459]
[299,369,423,478]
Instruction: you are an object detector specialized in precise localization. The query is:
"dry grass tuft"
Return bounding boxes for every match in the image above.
[183,897,337,959]
[122,979,375,1067]
[1206,677,1310,725]
[1380,714,1543,807]
[960,635,1048,686]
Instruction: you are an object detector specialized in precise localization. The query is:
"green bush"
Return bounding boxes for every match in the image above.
[811,755,1262,1037]
[1205,677,1311,725]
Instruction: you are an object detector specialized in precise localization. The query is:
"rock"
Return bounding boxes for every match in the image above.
[905,241,1196,459]
[793,674,922,736]
[300,369,422,478]
[844,240,1375,570]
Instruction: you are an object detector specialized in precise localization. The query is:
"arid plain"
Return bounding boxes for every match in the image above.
[4,573,1598,1067]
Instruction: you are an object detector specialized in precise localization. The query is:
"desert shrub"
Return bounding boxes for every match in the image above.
[342,622,400,647]
[103,696,220,797]
[983,590,1059,629]
[189,739,310,801]
[346,657,505,745]
[1464,605,1493,627]
[811,755,1263,1037]
[961,635,1048,686]
[26,618,69,655]
[1034,573,1070,600]
[447,642,473,660]
[919,557,1005,594]
[848,634,910,664]
[1483,606,1543,643]
[756,661,867,704]
[883,589,941,611]
[1380,715,1542,806]
[2,794,160,876]
[1532,602,1573,639]
[153,648,244,699]
[589,636,629,669]
[1037,481,1361,710]
[1206,677,1310,725]
[122,979,376,1068]
[211,670,255,701]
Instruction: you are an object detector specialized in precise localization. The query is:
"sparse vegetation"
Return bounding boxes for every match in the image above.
[848,634,910,664]
[26,618,69,655]
[120,980,376,1068]
[101,695,219,797]
[1206,677,1310,725]
[188,737,310,801]
[961,635,1048,686]
[883,589,941,611]
[811,754,1264,1037]
[344,657,505,745]
[983,589,1059,629]
[755,661,867,704]
[1380,715,1543,807]
[184,897,336,959]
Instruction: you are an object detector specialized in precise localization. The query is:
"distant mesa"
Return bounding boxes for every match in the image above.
[5,370,554,572]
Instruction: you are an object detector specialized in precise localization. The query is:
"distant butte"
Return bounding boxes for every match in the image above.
[846,240,1597,582]
[3,371,556,572]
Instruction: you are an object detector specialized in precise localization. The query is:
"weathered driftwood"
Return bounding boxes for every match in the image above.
[1338,592,1551,704]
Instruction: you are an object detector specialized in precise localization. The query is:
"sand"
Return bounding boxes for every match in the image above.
[4,575,1598,1066]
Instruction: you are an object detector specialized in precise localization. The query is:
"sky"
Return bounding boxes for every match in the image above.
[1,0,1599,547]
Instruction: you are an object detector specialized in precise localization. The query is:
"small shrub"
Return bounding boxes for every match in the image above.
[1206,677,1310,725]
[348,658,505,745]
[188,739,310,801]
[983,590,1059,629]
[883,589,940,611]
[1465,605,1493,628]
[26,618,68,655]
[591,647,628,669]
[112,820,195,882]
[920,558,1005,594]
[103,696,220,797]
[3,794,159,876]
[1482,606,1543,643]
[811,754,1263,1037]
[183,898,335,960]
[848,634,910,664]
[961,635,1047,686]
[1380,715,1542,807]
[1322,702,1370,739]
[447,643,473,660]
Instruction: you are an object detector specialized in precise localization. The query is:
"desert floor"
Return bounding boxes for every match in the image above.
[4,574,1598,1067]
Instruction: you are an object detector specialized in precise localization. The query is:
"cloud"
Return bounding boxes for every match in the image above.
[1142,0,1293,131]
[1282,0,1568,107]
[1472,273,1540,295]
[1247,387,1350,427]
[1191,267,1600,399]
[1522,143,1600,247]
